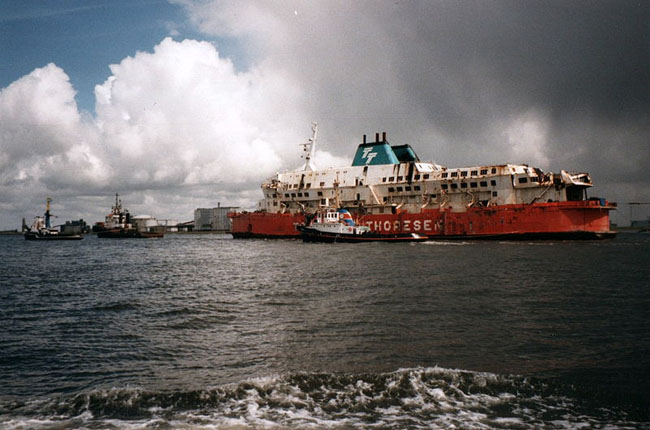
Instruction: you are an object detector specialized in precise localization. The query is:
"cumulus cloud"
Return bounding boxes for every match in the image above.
[0,37,340,228]
[93,37,302,187]
[0,64,106,202]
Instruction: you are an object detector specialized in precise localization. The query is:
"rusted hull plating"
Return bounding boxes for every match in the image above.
[229,200,615,240]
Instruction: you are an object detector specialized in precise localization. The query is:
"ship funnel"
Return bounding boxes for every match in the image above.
[382,132,386,142]
[375,132,380,142]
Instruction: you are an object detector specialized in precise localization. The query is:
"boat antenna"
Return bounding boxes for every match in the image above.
[299,122,318,171]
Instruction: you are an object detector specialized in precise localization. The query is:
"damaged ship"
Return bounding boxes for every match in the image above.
[229,125,615,240]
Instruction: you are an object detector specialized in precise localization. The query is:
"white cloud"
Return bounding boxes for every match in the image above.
[93,37,300,186]
[0,37,340,228]
[500,111,550,168]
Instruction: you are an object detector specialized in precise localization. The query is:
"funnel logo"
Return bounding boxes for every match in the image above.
[362,148,377,164]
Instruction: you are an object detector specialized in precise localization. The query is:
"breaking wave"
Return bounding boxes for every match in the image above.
[1,367,646,429]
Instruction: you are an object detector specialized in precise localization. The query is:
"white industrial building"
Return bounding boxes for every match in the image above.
[194,204,239,231]
[131,215,179,232]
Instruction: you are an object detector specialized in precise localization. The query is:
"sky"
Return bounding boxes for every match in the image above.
[1,0,649,229]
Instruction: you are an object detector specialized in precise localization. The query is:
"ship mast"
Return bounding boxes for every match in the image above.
[299,122,318,171]
[45,197,52,228]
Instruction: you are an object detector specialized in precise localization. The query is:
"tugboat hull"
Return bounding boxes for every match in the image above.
[24,232,83,241]
[297,225,428,243]
[97,229,163,238]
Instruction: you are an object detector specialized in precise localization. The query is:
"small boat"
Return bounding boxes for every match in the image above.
[96,194,164,239]
[24,198,83,241]
[297,208,428,243]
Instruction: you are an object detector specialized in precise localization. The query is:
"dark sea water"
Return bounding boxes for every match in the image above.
[1,232,649,429]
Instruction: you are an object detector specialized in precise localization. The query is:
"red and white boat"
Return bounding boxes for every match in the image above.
[229,124,616,240]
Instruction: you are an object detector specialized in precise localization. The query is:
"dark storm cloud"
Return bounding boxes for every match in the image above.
[307,1,650,187]
[182,0,648,223]
[380,2,649,148]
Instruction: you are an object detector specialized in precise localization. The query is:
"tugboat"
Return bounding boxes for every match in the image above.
[96,194,164,239]
[24,198,83,241]
[297,208,428,243]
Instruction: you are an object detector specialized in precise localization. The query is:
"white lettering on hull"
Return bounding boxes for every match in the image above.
[364,217,439,233]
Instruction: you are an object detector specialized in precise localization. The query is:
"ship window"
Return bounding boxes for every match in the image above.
[284,193,290,198]
[383,197,388,203]
[470,182,478,188]
[451,172,458,177]
[480,169,488,175]
[460,183,468,189]
[471,170,478,176]
[442,172,448,178]
[291,193,296,197]
[490,180,497,186]
[298,193,303,197]
[518,177,528,184]
[461,171,468,177]
[423,174,430,179]
[382,177,387,182]
[389,176,395,181]
[273,202,278,206]
[492,168,497,174]
[405,186,412,191]
[492,191,498,197]
[397,186,403,192]
[304,192,309,197]
[480,181,488,187]
[320,182,325,187]
[441,184,448,190]
[414,185,421,191]
[321,199,327,205]
[317,191,323,196]
[388,187,395,192]
[397,176,403,181]
[451,183,458,189]
[430,194,437,199]
[414,174,420,180]
[530,177,539,182]
[306,183,311,188]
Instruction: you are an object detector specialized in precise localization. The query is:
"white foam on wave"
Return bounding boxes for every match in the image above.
[1,367,646,429]
[422,241,473,246]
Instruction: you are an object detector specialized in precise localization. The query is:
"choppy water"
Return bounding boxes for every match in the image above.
[0,233,649,429]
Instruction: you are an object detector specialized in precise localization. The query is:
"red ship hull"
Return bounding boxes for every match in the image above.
[229,200,616,240]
